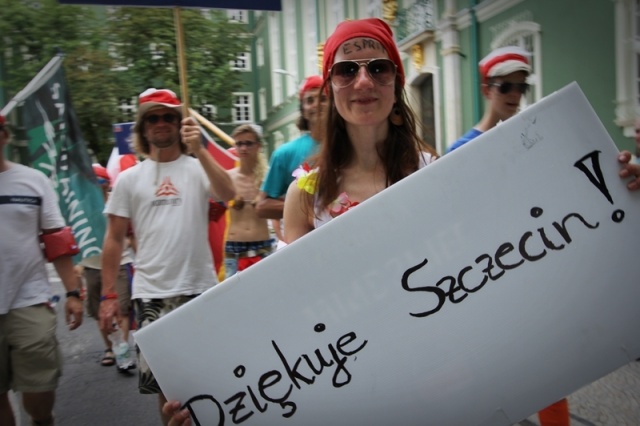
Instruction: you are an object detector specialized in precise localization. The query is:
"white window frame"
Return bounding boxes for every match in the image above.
[232,92,253,124]
[491,21,542,110]
[231,51,252,72]
[227,9,247,23]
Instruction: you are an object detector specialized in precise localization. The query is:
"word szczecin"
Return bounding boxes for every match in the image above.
[401,207,598,318]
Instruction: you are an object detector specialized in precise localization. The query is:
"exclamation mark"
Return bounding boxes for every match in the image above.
[574,150,625,223]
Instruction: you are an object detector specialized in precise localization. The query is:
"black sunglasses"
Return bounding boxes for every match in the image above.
[144,113,179,125]
[489,81,530,95]
[329,58,397,88]
[235,140,257,148]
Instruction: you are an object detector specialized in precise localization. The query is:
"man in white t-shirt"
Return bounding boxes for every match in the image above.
[99,89,235,425]
[0,114,84,426]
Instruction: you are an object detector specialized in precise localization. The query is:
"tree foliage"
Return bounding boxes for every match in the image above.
[0,1,250,163]
[107,7,249,119]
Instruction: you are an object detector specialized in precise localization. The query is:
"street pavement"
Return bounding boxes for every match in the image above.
[9,266,640,425]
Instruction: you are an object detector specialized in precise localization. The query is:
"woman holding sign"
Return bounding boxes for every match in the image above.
[162,17,640,426]
[283,18,438,242]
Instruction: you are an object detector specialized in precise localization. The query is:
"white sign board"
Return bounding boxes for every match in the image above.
[135,83,640,426]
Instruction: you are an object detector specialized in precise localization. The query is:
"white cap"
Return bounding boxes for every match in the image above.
[479,46,531,81]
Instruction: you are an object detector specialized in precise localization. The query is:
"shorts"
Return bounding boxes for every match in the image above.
[224,239,275,279]
[85,264,134,319]
[0,304,62,394]
[134,295,199,394]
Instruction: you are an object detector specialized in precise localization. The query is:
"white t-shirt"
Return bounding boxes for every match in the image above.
[105,155,217,299]
[0,163,65,314]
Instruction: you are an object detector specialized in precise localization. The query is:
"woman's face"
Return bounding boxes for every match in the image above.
[330,38,396,128]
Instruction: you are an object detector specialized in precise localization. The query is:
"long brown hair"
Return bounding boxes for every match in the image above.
[305,77,438,216]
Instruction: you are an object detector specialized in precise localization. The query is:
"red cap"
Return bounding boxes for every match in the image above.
[135,88,182,129]
[299,75,323,100]
[0,115,5,126]
[323,18,404,88]
[479,46,531,82]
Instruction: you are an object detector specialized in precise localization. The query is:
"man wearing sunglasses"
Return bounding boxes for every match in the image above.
[99,88,235,425]
[447,46,532,154]
[445,47,571,426]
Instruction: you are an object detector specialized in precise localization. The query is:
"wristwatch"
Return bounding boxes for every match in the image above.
[66,290,81,299]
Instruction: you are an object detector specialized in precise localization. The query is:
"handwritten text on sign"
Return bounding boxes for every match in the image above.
[135,83,640,426]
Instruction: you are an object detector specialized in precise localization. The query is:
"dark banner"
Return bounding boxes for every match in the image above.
[58,0,281,10]
[20,57,106,260]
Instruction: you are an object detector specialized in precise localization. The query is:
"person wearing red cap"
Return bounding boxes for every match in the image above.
[99,88,235,424]
[447,46,532,153]
[255,75,326,221]
[283,17,437,243]
[443,47,572,425]
[254,74,326,249]
[0,115,84,426]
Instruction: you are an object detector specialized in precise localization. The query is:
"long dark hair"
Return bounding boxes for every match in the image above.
[306,77,438,215]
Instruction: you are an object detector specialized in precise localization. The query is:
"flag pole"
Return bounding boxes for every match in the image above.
[174,7,190,117]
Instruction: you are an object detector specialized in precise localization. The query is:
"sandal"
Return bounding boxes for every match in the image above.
[101,349,115,366]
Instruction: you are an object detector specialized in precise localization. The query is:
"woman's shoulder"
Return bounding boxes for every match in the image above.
[418,151,437,168]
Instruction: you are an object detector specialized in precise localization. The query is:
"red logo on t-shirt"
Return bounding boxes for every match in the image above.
[155,177,179,197]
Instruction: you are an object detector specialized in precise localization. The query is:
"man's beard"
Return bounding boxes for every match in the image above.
[150,135,177,150]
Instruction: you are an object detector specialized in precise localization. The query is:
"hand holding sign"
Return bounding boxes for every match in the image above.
[617,150,640,191]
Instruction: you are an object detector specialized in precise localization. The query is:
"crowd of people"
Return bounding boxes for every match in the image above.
[2,16,640,426]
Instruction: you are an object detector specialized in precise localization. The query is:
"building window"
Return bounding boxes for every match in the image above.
[491,21,542,110]
[232,93,253,123]
[228,9,247,23]
[199,104,217,121]
[232,52,251,71]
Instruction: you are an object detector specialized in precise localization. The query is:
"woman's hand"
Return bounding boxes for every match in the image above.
[163,400,192,426]
[618,151,640,191]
